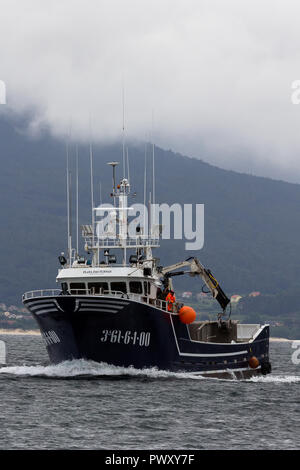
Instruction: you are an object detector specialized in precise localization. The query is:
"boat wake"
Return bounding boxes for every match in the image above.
[0,360,299,383]
[247,374,300,383]
[0,360,204,380]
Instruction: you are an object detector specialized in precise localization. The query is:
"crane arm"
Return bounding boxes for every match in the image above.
[160,257,230,311]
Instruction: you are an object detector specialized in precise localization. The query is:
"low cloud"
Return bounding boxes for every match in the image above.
[1,0,300,181]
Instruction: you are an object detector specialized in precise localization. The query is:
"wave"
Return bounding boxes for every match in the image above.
[0,360,204,380]
[0,360,299,383]
[247,374,300,383]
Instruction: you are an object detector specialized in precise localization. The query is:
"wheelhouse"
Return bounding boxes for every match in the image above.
[60,278,153,297]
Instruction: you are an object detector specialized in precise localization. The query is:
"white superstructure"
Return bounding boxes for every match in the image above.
[56,163,162,300]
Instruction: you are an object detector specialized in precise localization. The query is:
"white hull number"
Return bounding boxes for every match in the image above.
[101,330,151,347]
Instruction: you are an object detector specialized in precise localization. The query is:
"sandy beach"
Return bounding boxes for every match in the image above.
[0,329,40,336]
[269,337,298,342]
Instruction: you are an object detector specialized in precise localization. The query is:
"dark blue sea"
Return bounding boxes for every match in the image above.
[0,334,299,450]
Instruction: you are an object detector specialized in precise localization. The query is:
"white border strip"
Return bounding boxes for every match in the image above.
[31,308,59,315]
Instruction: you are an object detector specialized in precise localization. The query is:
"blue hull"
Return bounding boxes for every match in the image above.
[23,295,270,378]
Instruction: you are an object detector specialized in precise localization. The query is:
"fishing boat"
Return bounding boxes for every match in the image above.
[22,158,271,379]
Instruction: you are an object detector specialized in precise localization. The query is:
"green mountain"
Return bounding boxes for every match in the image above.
[1,113,300,308]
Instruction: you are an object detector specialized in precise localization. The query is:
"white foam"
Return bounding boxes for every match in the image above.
[247,374,300,383]
[0,360,299,383]
[0,360,204,380]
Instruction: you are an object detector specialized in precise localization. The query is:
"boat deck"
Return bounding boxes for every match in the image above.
[188,321,261,343]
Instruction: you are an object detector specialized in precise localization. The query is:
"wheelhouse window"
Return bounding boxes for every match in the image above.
[129,281,143,294]
[70,282,86,294]
[144,281,150,295]
[111,282,127,294]
[88,282,109,294]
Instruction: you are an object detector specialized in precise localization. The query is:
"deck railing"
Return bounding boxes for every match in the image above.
[22,289,170,311]
[22,289,62,300]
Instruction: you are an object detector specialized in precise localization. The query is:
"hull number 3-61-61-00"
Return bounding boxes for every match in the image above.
[100,329,151,347]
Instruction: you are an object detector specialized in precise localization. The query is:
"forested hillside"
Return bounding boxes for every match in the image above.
[1,114,300,309]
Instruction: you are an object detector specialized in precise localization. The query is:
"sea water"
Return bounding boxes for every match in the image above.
[0,334,299,450]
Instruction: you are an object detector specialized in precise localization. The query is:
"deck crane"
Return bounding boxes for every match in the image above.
[159,257,230,312]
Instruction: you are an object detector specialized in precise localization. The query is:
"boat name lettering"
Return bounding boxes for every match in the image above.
[83,269,112,274]
[100,329,151,347]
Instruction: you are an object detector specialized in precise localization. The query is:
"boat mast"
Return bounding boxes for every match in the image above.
[119,177,130,266]
[107,162,129,265]
[82,157,159,268]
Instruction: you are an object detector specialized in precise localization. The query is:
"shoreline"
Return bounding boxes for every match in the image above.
[0,329,40,336]
[269,337,298,343]
[0,329,299,341]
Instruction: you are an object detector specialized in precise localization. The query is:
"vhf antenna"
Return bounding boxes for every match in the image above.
[75,144,79,256]
[122,85,126,178]
[151,110,156,236]
[66,138,72,267]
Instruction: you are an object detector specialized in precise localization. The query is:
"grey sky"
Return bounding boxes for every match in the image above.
[1,0,300,182]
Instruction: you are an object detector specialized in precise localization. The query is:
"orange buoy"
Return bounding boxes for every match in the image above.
[179,306,197,324]
[248,356,260,369]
